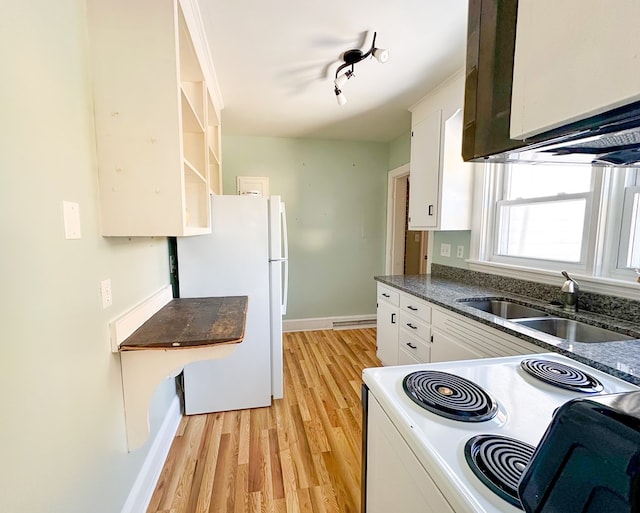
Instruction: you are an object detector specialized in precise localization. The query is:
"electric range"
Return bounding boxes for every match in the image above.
[361,353,639,513]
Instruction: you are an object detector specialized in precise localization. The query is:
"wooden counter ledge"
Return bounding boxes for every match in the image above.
[119,296,248,351]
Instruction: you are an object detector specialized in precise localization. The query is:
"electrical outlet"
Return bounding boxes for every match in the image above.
[100,279,113,309]
[457,245,465,258]
[440,243,451,257]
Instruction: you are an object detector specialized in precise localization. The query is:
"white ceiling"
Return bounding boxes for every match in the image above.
[196,0,469,142]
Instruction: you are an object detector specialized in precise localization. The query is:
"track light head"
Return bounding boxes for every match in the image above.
[373,48,389,63]
[334,69,354,89]
[334,86,347,106]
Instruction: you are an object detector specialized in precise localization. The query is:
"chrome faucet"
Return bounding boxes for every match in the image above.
[560,271,579,312]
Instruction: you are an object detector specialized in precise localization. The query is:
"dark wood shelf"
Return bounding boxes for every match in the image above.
[119,296,248,351]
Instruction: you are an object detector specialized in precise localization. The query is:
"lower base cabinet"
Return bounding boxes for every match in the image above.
[377,299,399,365]
[365,396,454,513]
[431,327,486,362]
[376,284,400,365]
[375,283,543,365]
[431,309,542,362]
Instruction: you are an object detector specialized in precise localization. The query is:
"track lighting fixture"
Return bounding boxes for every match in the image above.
[333,31,388,106]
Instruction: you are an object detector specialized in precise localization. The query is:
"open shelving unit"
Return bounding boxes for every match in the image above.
[207,91,223,195]
[87,0,223,236]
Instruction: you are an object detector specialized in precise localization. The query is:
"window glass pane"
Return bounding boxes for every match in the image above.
[506,165,592,200]
[497,199,586,262]
[626,192,640,268]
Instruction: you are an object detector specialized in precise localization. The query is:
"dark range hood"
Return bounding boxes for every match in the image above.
[463,0,640,167]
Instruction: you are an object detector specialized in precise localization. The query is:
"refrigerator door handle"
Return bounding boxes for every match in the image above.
[280,202,289,260]
[278,200,289,315]
[282,259,289,315]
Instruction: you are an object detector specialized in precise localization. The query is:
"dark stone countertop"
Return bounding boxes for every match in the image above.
[375,274,640,385]
[119,296,248,351]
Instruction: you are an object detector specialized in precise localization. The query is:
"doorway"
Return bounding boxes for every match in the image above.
[385,165,428,275]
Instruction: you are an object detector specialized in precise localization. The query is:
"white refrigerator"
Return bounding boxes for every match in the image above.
[176,194,288,414]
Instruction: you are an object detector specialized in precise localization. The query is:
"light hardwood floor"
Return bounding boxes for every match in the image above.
[146,328,380,513]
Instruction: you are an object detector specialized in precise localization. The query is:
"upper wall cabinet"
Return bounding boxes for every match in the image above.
[510,0,640,139]
[409,109,441,229]
[87,0,223,236]
[409,74,474,231]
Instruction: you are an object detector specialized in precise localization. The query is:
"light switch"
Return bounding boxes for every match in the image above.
[62,201,81,239]
[440,243,451,257]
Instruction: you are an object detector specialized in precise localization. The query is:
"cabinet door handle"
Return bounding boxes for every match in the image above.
[428,204,434,216]
[407,305,418,311]
[406,342,417,349]
[382,293,390,298]
[391,313,396,324]
[406,323,417,330]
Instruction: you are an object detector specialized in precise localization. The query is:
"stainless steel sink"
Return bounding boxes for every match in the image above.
[460,299,550,319]
[512,318,634,343]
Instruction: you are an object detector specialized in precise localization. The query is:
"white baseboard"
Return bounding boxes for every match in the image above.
[283,314,376,332]
[120,396,182,513]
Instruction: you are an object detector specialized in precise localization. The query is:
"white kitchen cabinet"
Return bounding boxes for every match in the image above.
[377,284,434,366]
[87,0,223,236]
[365,396,454,513]
[409,109,441,229]
[376,284,400,365]
[376,283,542,365]
[431,323,486,363]
[409,107,474,231]
[431,309,542,363]
[398,294,432,364]
[511,0,640,139]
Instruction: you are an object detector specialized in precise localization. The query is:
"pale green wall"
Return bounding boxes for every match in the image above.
[432,231,472,269]
[222,136,389,319]
[1,2,175,512]
[389,130,411,169]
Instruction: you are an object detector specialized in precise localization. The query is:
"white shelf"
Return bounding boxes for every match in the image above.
[87,0,222,237]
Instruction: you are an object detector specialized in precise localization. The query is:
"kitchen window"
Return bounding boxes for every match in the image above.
[604,168,640,280]
[485,164,599,273]
[471,163,640,298]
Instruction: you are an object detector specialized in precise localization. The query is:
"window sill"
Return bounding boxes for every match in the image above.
[467,260,640,301]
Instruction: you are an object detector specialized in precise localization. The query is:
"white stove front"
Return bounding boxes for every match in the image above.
[362,353,639,513]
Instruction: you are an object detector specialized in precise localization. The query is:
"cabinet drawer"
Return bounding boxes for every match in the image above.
[399,311,431,342]
[398,346,420,365]
[400,294,432,323]
[377,284,400,306]
[399,330,430,363]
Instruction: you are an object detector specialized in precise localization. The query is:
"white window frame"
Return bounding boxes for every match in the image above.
[600,168,640,280]
[469,164,640,300]
[483,164,600,273]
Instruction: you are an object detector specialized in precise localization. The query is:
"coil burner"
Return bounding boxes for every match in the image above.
[520,358,603,393]
[402,370,498,422]
[465,434,535,509]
